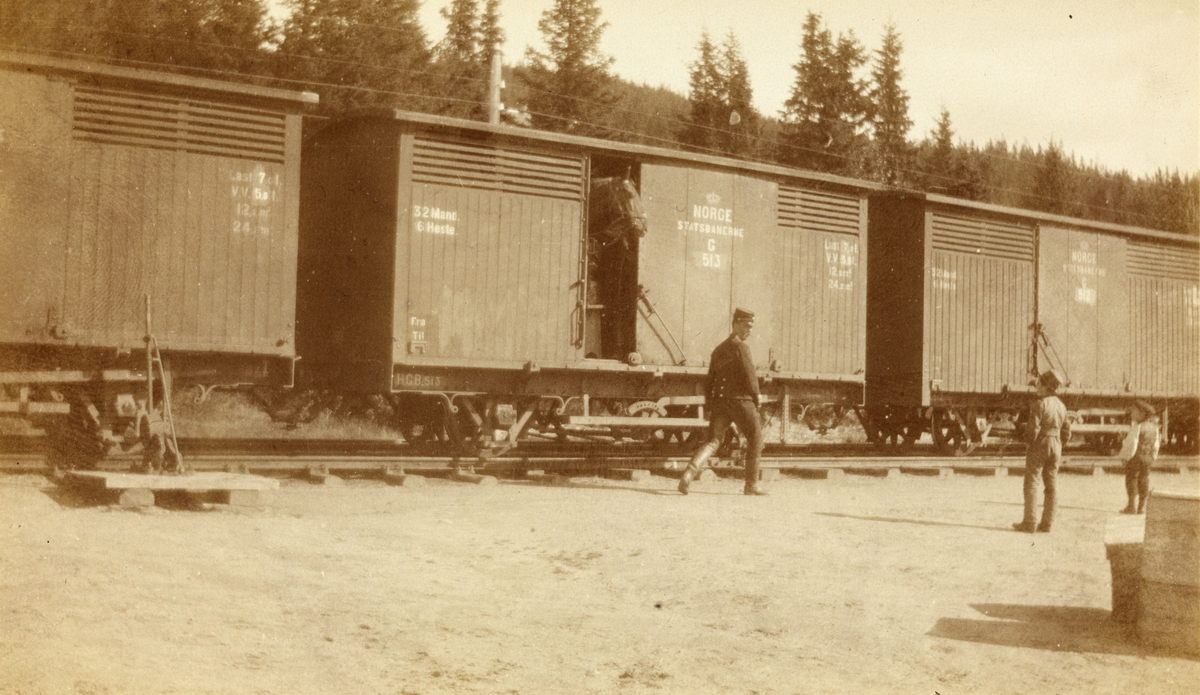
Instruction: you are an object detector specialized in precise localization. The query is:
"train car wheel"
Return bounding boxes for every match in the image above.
[45,399,111,472]
[931,410,972,456]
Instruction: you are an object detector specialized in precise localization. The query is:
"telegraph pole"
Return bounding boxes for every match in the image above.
[487,49,503,125]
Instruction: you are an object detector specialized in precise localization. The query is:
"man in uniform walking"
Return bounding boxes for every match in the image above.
[678,308,767,496]
[1014,369,1071,532]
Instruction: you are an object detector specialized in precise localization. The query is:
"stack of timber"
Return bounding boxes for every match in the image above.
[1139,490,1200,655]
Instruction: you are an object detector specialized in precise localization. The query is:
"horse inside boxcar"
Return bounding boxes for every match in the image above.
[586,174,647,361]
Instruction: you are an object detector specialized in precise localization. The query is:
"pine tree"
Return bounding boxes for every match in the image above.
[278,0,433,115]
[779,12,866,173]
[866,22,912,186]
[719,31,758,157]
[680,31,723,152]
[433,0,487,118]
[1032,140,1070,214]
[479,0,504,62]
[437,0,479,65]
[522,0,615,135]
[0,1,272,74]
[681,30,757,157]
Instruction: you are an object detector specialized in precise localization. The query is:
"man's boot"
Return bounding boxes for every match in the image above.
[1014,469,1038,531]
[1136,476,1150,514]
[1121,476,1137,514]
[743,453,768,496]
[1037,489,1055,532]
[678,465,698,495]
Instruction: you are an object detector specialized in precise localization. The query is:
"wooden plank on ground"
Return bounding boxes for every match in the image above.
[65,471,279,491]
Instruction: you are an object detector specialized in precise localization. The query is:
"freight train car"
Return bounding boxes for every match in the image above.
[0,53,315,467]
[864,192,1199,454]
[297,110,875,454]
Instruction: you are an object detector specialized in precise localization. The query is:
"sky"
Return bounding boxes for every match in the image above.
[280,1,1200,178]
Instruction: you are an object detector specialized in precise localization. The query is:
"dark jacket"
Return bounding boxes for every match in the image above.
[704,335,759,402]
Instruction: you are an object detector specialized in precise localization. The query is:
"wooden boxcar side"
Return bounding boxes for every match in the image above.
[0,53,313,387]
[865,190,1199,452]
[297,110,875,451]
[637,166,867,384]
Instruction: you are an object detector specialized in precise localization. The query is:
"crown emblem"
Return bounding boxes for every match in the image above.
[705,193,721,205]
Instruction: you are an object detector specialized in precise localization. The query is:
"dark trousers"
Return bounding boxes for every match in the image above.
[687,398,763,485]
[1124,456,1151,505]
[1023,438,1061,527]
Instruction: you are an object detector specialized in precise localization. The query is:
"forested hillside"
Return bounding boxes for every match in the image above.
[1,0,1194,234]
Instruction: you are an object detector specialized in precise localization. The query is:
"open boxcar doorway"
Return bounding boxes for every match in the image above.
[585,159,645,363]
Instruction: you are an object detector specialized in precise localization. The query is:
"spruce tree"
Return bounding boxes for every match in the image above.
[434,0,487,118]
[522,0,615,135]
[866,22,912,185]
[0,0,272,74]
[278,0,433,116]
[680,30,723,152]
[719,31,758,157]
[479,0,505,62]
[779,12,866,173]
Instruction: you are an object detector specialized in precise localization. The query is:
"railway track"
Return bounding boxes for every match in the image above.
[2,435,1197,479]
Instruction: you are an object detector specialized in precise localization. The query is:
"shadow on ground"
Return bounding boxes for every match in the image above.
[814,511,1009,533]
[929,604,1144,656]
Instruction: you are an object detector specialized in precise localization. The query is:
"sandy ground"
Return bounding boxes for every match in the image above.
[2,467,1198,695]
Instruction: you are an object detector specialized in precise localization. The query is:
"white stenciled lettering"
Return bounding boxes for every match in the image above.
[413,205,457,234]
[1064,243,1105,305]
[692,204,734,222]
[931,266,957,291]
[677,220,745,237]
[824,239,859,291]
[229,165,278,236]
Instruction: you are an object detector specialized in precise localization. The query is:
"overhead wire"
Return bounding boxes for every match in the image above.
[4,25,1193,231]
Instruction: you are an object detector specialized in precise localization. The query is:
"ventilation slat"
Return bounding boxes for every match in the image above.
[72,86,287,163]
[412,137,584,201]
[931,212,1034,261]
[1128,240,1200,280]
[777,185,861,235]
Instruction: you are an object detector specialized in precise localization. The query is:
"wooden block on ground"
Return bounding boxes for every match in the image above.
[64,471,279,491]
[757,468,780,482]
[219,489,268,507]
[526,472,570,485]
[1062,464,1101,476]
[847,467,900,478]
[1141,490,1200,588]
[307,471,344,486]
[1139,581,1200,655]
[117,488,155,508]
[452,471,497,485]
[383,468,426,487]
[783,468,833,479]
[1105,516,1146,624]
[825,468,846,478]
[608,468,650,481]
[901,466,953,477]
[953,466,1005,476]
[697,469,717,483]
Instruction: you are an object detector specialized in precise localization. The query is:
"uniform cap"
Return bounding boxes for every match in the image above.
[732,308,755,323]
[1133,400,1155,417]
[1038,369,1065,392]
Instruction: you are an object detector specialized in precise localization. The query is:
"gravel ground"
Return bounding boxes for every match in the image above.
[1,467,1198,695]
